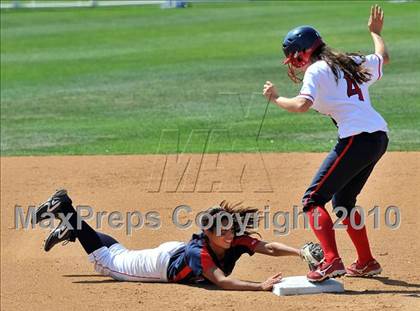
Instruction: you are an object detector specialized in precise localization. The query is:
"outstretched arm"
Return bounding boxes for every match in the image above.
[254,241,324,271]
[203,266,282,291]
[368,5,390,64]
[255,240,301,257]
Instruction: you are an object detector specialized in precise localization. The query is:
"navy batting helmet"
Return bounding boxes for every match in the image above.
[282,26,324,68]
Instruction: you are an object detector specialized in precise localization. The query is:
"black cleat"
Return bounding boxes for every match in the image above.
[44,221,76,252]
[33,189,73,224]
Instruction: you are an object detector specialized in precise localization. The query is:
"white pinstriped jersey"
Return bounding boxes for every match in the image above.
[297,54,388,138]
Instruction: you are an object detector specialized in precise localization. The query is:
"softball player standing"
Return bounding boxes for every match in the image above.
[263,5,389,282]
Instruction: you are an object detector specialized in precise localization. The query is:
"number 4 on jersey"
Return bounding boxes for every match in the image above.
[344,76,364,101]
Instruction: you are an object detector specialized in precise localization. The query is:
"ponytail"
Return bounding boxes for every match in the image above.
[311,45,372,84]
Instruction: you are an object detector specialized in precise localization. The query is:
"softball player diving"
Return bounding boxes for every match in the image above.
[33,189,323,291]
[263,5,389,282]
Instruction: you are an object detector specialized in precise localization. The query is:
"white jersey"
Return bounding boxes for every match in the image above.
[297,53,388,138]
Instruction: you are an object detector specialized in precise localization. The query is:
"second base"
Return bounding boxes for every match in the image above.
[272,276,344,296]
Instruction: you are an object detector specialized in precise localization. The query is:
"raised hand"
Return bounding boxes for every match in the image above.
[368,4,384,35]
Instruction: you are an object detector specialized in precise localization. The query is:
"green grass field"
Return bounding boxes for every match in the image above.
[1,1,419,155]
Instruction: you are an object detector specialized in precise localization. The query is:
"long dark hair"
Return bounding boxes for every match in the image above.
[200,201,261,236]
[311,45,372,84]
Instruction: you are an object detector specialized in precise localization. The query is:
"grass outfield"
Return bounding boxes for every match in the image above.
[1,1,419,155]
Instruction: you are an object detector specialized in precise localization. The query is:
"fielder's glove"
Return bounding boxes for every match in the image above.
[300,242,324,271]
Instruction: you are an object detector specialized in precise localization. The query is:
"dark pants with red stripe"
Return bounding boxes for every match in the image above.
[302,131,388,264]
[303,131,388,215]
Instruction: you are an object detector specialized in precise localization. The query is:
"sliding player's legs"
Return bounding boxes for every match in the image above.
[34,189,104,253]
[34,190,185,282]
[89,241,185,282]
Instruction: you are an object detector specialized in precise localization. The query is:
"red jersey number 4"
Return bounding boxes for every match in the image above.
[344,76,364,101]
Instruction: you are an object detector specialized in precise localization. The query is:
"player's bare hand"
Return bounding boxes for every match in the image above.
[260,272,282,291]
[263,81,279,103]
[368,5,384,35]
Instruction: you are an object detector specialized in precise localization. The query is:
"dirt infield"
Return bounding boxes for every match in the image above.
[1,153,419,311]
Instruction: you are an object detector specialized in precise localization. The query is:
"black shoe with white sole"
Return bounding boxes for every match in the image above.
[33,189,73,224]
[44,221,77,252]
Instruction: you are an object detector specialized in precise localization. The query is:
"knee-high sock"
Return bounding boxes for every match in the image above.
[68,212,104,254]
[96,232,119,248]
[307,206,340,263]
[342,211,373,264]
